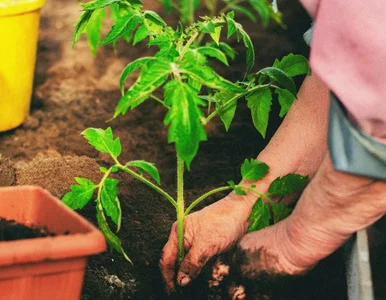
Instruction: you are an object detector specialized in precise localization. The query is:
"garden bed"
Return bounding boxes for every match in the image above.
[0,0,350,299]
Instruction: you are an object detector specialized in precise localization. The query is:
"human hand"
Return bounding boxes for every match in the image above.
[159,190,260,294]
[233,153,386,281]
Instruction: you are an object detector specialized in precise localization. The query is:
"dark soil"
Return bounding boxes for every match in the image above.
[0,0,356,299]
[0,218,54,241]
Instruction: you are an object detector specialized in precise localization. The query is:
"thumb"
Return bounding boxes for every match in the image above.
[176,246,211,287]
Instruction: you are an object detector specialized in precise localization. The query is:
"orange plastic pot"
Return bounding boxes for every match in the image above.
[0,186,106,300]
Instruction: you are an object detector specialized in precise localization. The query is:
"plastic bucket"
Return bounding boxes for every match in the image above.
[0,0,45,131]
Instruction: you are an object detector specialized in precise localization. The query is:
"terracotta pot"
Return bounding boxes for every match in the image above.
[0,186,106,300]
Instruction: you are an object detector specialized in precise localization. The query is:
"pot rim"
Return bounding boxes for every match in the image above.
[0,0,46,17]
[0,186,106,268]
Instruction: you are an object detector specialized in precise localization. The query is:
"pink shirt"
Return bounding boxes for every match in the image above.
[300,0,386,142]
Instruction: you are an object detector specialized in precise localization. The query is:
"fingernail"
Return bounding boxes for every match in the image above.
[179,276,191,286]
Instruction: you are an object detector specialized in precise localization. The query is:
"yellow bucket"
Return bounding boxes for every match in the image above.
[0,0,45,131]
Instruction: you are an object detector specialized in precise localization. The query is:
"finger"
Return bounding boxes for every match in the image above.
[176,245,211,287]
[159,223,179,294]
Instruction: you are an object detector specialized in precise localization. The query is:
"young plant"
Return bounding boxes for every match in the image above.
[65,0,311,262]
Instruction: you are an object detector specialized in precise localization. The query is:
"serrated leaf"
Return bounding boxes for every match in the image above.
[96,207,132,263]
[271,201,292,223]
[241,158,269,181]
[120,57,156,94]
[73,10,93,47]
[246,87,272,138]
[226,15,237,38]
[197,47,228,66]
[230,4,256,22]
[62,177,96,209]
[133,23,149,45]
[143,10,166,26]
[115,58,172,116]
[82,127,122,158]
[101,13,143,46]
[268,174,308,197]
[188,77,202,92]
[210,26,222,45]
[214,89,239,131]
[126,160,161,184]
[86,8,105,56]
[218,42,237,60]
[101,178,122,231]
[273,54,310,77]
[275,88,296,117]
[180,51,244,93]
[100,166,108,173]
[247,197,271,232]
[228,180,247,195]
[257,67,296,96]
[198,21,215,33]
[164,80,207,168]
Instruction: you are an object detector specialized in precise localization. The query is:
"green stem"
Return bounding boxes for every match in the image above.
[201,84,279,126]
[185,186,232,215]
[150,95,170,109]
[179,31,199,58]
[237,184,272,201]
[187,0,195,24]
[176,155,185,264]
[116,163,177,208]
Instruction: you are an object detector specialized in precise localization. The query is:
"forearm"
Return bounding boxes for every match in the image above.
[281,152,386,269]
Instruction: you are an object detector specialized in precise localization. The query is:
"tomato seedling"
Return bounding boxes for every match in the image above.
[64,0,311,263]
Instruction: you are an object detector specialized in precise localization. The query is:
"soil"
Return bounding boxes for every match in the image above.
[0,0,355,299]
[0,218,54,241]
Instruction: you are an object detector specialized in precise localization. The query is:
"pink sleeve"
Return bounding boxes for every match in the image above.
[299,0,386,141]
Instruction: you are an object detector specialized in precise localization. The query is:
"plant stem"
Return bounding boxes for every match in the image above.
[150,95,169,109]
[201,84,279,126]
[185,186,232,215]
[219,0,244,14]
[176,155,185,264]
[179,31,199,58]
[117,164,177,208]
[187,0,195,24]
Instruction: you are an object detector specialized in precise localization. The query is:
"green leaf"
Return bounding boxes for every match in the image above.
[120,57,156,94]
[81,0,122,11]
[86,8,105,55]
[62,177,96,209]
[143,10,166,26]
[226,12,237,38]
[133,23,149,45]
[230,5,256,22]
[268,174,309,197]
[241,158,269,181]
[82,127,122,158]
[126,160,161,184]
[160,0,172,14]
[101,13,143,46]
[218,42,237,60]
[246,87,272,138]
[275,88,296,117]
[210,26,222,45]
[197,47,228,66]
[115,58,172,116]
[247,197,271,232]
[273,54,310,77]
[96,207,132,263]
[73,10,93,47]
[249,0,271,26]
[226,17,254,74]
[271,201,292,223]
[257,67,296,96]
[101,178,122,231]
[180,51,244,93]
[164,80,207,168]
[188,77,202,92]
[228,180,247,196]
[215,89,239,131]
[198,21,215,33]
[100,166,108,173]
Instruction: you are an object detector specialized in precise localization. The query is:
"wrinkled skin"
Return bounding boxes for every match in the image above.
[234,153,386,281]
[160,67,386,296]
